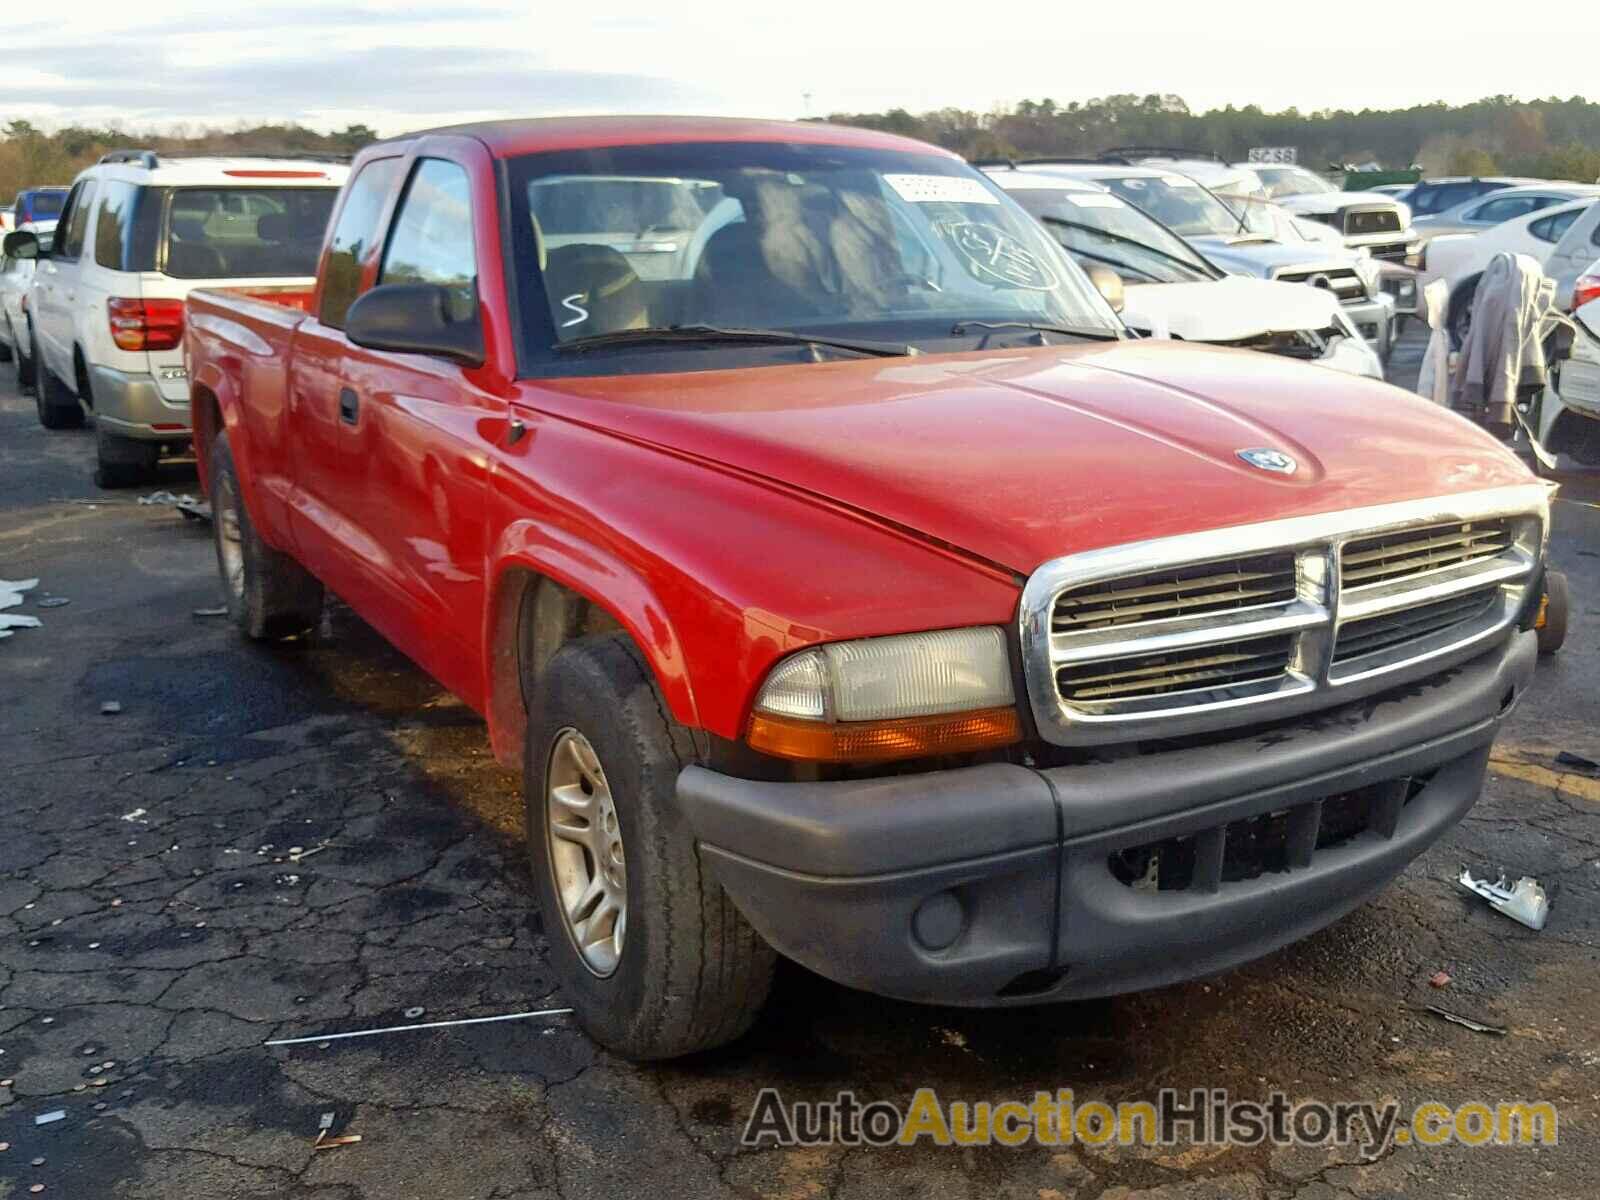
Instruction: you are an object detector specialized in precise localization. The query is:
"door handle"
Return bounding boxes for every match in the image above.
[338,387,359,425]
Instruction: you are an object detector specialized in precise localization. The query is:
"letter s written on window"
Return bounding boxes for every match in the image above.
[560,293,589,327]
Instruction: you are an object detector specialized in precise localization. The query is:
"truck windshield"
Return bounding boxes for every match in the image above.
[1005,188,1217,284]
[1256,167,1339,198]
[1097,174,1267,239]
[507,142,1119,366]
[162,187,337,279]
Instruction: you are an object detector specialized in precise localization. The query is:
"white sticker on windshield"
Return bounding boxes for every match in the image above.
[1065,193,1125,209]
[884,174,1000,205]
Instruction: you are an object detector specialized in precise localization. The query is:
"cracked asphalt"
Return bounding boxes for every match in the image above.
[2,330,1598,1200]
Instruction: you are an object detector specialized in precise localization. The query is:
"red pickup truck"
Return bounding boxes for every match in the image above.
[186,117,1551,1060]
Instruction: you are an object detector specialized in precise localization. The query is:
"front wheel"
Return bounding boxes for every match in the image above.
[13,321,34,390]
[32,332,82,429]
[525,633,775,1059]
[1537,569,1569,656]
[208,431,324,640]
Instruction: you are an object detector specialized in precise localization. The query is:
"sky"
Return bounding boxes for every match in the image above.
[6,1,1600,136]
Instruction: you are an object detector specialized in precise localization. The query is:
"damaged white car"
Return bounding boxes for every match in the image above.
[987,169,1383,378]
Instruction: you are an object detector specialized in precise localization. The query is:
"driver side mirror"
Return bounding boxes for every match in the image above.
[3,230,40,261]
[345,282,485,367]
[1087,265,1125,314]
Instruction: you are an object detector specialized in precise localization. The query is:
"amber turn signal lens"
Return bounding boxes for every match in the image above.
[747,706,1022,763]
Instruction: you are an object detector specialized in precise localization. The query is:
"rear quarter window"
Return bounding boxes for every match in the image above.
[94,181,143,270]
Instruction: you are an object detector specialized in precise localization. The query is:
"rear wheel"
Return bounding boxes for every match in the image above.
[525,632,775,1059]
[32,332,83,430]
[209,431,324,640]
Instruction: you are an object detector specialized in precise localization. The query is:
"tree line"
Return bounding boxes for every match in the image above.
[820,94,1600,182]
[0,121,379,205]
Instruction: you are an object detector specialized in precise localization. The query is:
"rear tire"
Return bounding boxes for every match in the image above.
[208,431,325,641]
[32,333,83,430]
[525,632,775,1060]
[94,424,160,488]
[1537,569,1569,657]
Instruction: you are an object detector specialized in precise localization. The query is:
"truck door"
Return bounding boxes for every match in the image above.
[338,156,503,703]
[283,156,404,613]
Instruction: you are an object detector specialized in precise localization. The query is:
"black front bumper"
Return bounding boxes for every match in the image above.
[677,631,1537,1006]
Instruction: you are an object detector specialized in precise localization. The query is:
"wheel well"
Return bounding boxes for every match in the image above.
[487,568,625,769]
[72,345,91,404]
[191,386,222,490]
[1547,407,1600,464]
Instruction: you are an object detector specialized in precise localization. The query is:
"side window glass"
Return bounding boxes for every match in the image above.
[319,157,402,329]
[1533,209,1582,244]
[379,159,476,301]
[60,180,97,259]
[94,181,139,270]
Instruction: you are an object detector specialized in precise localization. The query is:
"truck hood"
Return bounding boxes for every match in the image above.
[1278,191,1408,218]
[1190,236,1358,277]
[531,340,1531,576]
[1122,277,1344,342]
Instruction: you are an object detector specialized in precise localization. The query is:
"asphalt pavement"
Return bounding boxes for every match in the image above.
[2,332,1598,1200]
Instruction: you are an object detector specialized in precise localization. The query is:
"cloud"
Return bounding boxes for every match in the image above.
[0,44,712,127]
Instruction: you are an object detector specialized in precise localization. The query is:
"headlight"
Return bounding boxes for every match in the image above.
[1354,253,1381,296]
[748,627,1021,762]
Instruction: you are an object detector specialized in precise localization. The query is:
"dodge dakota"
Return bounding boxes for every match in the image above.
[185,116,1551,1060]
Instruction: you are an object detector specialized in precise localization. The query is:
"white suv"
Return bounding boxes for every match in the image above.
[16,151,348,485]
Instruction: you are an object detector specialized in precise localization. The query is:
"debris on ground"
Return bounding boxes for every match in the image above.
[176,498,212,522]
[0,578,39,597]
[35,597,70,608]
[1555,751,1599,774]
[313,1111,362,1150]
[264,1006,574,1047]
[192,605,229,618]
[403,1006,426,1020]
[33,1111,65,1126]
[1425,1005,1507,1036]
[1459,868,1550,931]
[100,701,123,716]
[137,491,199,507]
[1429,971,1452,988]
[0,614,42,630]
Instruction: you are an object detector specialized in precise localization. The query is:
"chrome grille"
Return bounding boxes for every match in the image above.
[1333,588,1500,666]
[1340,520,1513,590]
[1057,634,1294,703]
[1052,553,1298,632]
[1274,265,1367,303]
[1019,486,1547,747]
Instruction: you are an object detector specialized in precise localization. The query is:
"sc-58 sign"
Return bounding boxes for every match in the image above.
[1247,147,1298,164]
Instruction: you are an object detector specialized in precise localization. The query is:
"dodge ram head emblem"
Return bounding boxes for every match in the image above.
[1236,448,1298,474]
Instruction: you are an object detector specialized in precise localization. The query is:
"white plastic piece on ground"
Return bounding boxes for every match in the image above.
[1459,868,1550,931]
[0,579,39,594]
[0,615,42,630]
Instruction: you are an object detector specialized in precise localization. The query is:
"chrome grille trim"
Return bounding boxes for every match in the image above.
[1020,485,1550,746]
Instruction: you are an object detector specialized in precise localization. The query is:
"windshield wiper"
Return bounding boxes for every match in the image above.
[555,324,916,358]
[1039,216,1215,280]
[949,319,1121,343]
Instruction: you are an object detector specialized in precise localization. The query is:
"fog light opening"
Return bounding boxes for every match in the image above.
[911,891,966,952]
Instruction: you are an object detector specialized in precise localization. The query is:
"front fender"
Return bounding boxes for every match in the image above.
[483,521,696,768]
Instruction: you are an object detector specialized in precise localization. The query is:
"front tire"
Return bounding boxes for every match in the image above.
[208,431,325,640]
[1537,569,1569,656]
[32,332,83,429]
[525,632,775,1059]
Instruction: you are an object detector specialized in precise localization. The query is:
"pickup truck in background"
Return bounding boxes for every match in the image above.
[186,116,1552,1060]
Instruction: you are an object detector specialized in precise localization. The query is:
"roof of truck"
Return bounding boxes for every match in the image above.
[387,115,958,159]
